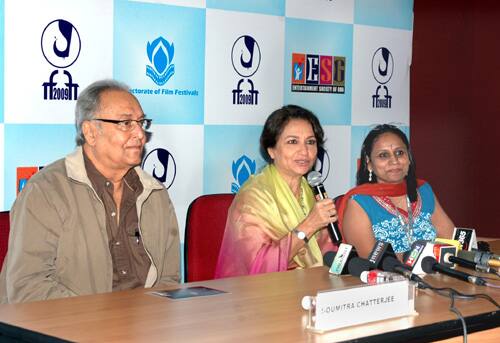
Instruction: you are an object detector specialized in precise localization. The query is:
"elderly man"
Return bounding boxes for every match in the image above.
[0,80,180,303]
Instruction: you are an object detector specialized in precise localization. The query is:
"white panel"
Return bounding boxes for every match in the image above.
[351,25,412,126]
[321,125,351,198]
[130,0,205,8]
[204,9,285,125]
[4,0,113,123]
[286,0,354,24]
[142,124,204,242]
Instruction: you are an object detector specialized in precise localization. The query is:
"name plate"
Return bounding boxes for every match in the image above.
[309,280,417,332]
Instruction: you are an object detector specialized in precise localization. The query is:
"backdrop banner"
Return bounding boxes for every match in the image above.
[0,0,414,250]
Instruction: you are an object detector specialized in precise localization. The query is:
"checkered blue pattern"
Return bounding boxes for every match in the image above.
[0,0,414,245]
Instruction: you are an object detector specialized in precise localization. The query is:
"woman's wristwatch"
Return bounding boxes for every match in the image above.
[293,228,309,243]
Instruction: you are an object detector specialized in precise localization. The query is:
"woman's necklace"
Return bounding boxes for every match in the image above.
[388,196,414,244]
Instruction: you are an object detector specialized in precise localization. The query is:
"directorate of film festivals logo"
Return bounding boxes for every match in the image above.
[41,19,80,100]
[142,148,177,189]
[231,155,256,193]
[231,35,260,105]
[371,47,393,108]
[291,53,346,94]
[146,36,175,86]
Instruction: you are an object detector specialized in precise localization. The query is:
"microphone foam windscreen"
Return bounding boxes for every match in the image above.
[421,256,437,274]
[323,251,336,267]
[381,256,400,273]
[477,241,490,252]
[347,257,371,277]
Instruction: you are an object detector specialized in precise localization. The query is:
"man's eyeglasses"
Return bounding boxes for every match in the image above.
[92,118,152,131]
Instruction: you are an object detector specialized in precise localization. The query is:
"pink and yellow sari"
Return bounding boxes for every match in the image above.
[215,164,333,278]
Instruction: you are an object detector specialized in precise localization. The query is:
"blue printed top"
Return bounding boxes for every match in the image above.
[352,183,437,253]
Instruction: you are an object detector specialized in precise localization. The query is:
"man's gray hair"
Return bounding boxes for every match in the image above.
[75,79,131,146]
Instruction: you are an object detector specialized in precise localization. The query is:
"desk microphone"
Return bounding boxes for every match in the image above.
[347,252,423,283]
[323,251,336,267]
[347,240,396,277]
[307,171,342,243]
[403,240,457,275]
[363,240,422,283]
[457,250,500,269]
[421,256,486,286]
[347,257,373,277]
[444,253,491,273]
[323,244,358,275]
[381,256,423,283]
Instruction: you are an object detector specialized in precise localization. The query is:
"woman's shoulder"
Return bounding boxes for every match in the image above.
[240,169,273,192]
[418,181,435,197]
[350,193,376,206]
[237,170,275,203]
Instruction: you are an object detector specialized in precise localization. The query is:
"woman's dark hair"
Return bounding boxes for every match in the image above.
[357,124,418,202]
[260,105,324,163]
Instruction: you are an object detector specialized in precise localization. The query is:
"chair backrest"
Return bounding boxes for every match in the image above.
[0,211,10,267]
[184,194,235,282]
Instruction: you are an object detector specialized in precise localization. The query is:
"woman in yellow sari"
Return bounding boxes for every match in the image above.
[215,105,337,278]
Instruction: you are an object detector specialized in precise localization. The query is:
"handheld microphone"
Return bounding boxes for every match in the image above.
[421,256,486,286]
[306,171,342,243]
[457,250,500,268]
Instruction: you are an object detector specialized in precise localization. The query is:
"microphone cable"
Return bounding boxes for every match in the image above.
[448,291,468,343]
[383,257,500,343]
[418,281,500,343]
[484,280,500,289]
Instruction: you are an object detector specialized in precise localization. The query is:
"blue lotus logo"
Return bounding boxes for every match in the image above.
[146,36,175,86]
[231,155,256,193]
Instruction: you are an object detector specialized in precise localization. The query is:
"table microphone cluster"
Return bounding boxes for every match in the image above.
[345,241,425,285]
[338,239,495,287]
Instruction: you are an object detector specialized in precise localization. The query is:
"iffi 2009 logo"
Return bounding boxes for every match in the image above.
[142,148,177,189]
[146,37,175,86]
[231,35,260,105]
[231,155,256,193]
[41,19,80,100]
[371,47,393,108]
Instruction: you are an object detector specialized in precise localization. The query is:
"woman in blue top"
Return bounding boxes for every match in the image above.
[339,124,455,258]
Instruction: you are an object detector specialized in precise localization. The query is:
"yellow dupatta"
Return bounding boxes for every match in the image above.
[238,164,323,268]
